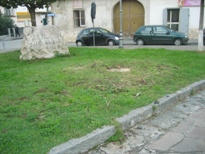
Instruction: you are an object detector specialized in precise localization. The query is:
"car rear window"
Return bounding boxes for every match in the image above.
[141,27,152,34]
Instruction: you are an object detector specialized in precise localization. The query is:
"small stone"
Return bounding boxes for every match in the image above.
[136,126,143,129]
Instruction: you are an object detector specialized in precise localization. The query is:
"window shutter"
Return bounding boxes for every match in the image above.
[179,8,189,35]
[163,9,167,26]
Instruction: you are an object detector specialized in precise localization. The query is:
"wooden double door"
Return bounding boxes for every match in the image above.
[114,0,144,37]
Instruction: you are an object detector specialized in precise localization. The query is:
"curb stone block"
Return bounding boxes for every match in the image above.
[190,80,205,93]
[176,87,192,101]
[116,105,153,130]
[48,126,116,154]
[175,80,205,101]
[153,93,179,114]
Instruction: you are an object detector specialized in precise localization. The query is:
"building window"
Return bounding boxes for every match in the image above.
[167,9,179,31]
[16,12,31,22]
[73,10,85,27]
[4,8,15,17]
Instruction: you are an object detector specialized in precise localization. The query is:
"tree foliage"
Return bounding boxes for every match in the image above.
[0,0,58,26]
[0,13,14,35]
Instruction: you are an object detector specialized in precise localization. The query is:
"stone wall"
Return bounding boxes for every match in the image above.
[60,30,79,43]
[189,28,199,40]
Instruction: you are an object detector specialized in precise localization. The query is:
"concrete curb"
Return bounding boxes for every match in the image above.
[49,126,116,154]
[48,80,205,154]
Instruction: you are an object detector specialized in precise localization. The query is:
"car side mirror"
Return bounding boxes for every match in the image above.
[166,31,170,35]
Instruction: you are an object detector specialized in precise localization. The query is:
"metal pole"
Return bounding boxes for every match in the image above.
[93,21,95,46]
[2,42,5,51]
[12,28,16,37]
[198,0,204,51]
[8,28,11,37]
[91,2,96,46]
[119,0,123,48]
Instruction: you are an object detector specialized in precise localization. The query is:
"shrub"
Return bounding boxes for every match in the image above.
[0,13,14,35]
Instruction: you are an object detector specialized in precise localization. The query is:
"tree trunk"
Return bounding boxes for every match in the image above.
[28,7,37,27]
[198,0,204,51]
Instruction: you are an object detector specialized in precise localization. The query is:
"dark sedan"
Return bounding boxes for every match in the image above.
[133,25,189,46]
[204,28,205,45]
[76,27,120,46]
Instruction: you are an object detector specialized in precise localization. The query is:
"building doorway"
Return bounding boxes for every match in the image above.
[113,0,144,37]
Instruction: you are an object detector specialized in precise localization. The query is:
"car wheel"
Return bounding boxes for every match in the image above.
[137,39,144,45]
[108,40,115,46]
[76,41,83,46]
[174,39,182,46]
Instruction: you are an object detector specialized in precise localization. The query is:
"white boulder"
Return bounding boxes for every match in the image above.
[20,25,69,60]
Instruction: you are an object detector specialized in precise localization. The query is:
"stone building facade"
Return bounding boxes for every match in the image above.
[51,0,203,42]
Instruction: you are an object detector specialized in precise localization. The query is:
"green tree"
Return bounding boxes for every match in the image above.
[0,13,14,35]
[0,0,58,27]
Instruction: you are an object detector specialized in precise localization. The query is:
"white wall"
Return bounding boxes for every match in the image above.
[149,0,178,25]
[189,7,200,29]
[137,0,150,25]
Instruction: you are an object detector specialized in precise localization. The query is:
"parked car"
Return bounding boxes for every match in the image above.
[203,28,205,45]
[133,25,189,46]
[76,27,120,46]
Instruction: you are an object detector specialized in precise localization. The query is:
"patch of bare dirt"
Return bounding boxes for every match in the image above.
[107,68,131,72]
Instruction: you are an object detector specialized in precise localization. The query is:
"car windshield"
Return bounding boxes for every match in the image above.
[81,29,90,35]
[99,28,111,34]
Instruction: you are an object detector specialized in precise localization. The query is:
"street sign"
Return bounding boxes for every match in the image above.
[91,2,96,46]
[91,2,96,23]
[47,13,55,17]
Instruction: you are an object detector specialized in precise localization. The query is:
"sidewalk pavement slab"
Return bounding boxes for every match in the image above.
[148,132,184,151]
[171,138,205,153]
[81,82,205,154]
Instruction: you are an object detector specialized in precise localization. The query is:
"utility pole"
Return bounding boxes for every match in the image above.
[45,6,49,25]
[198,0,204,51]
[91,2,96,46]
[119,0,123,48]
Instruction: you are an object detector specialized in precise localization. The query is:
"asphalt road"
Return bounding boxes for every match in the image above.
[0,38,203,53]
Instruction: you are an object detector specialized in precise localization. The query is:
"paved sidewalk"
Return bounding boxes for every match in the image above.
[84,89,205,154]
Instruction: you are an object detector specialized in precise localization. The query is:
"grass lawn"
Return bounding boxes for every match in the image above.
[0,47,205,154]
